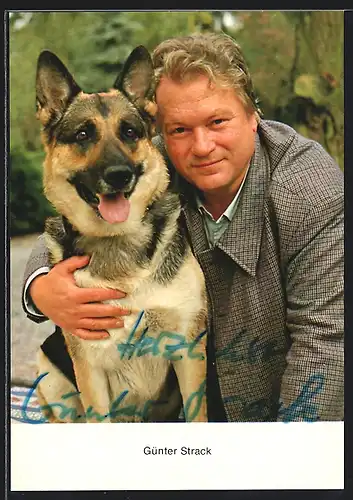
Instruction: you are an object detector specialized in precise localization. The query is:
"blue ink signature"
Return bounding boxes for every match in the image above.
[216,328,287,365]
[14,372,206,424]
[223,374,325,422]
[222,394,271,420]
[10,372,49,424]
[117,310,207,361]
[183,380,206,422]
[277,374,324,422]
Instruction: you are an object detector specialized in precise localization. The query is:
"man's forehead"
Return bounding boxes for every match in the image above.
[156,79,242,123]
[156,75,237,103]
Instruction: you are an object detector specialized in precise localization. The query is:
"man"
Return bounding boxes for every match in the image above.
[22,33,344,422]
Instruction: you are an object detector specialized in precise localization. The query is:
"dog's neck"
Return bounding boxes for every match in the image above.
[60,190,182,282]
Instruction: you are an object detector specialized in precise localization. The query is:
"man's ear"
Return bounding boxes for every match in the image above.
[36,50,81,126]
[113,45,155,104]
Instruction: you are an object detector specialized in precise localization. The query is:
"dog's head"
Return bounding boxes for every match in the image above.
[36,46,168,236]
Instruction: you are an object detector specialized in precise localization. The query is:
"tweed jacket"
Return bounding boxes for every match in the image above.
[22,119,344,422]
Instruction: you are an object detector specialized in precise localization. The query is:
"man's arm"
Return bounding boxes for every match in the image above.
[22,234,130,339]
[277,194,344,421]
[22,234,50,323]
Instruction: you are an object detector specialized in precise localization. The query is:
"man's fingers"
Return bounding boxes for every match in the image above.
[55,255,90,274]
[76,287,126,303]
[79,303,130,318]
[79,317,124,330]
[72,329,111,341]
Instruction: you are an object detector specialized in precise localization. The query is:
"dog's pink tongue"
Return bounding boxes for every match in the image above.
[98,194,130,223]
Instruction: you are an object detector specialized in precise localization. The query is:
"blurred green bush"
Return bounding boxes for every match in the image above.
[10,149,56,236]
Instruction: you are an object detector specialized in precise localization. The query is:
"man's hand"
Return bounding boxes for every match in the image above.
[29,255,129,340]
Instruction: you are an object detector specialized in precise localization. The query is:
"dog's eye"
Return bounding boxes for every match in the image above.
[120,122,139,142]
[76,130,88,142]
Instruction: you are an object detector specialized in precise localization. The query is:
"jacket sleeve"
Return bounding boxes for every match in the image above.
[22,233,50,323]
[277,190,344,421]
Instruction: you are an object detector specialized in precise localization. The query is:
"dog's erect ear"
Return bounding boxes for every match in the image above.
[113,46,154,104]
[36,50,81,126]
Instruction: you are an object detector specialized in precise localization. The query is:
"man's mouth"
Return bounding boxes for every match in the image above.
[192,159,223,168]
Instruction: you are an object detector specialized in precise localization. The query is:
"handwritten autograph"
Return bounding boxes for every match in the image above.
[13,372,323,424]
[117,310,207,361]
[13,372,206,424]
[277,374,325,422]
[215,328,287,365]
[223,374,325,422]
[11,319,325,423]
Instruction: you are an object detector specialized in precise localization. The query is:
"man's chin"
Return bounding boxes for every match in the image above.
[191,175,227,194]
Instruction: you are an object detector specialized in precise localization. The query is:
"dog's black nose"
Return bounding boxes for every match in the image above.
[103,165,134,190]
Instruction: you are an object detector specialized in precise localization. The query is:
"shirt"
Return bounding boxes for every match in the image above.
[196,164,250,248]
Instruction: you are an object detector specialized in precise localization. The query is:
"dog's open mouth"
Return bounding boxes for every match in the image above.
[97,192,130,224]
[74,183,131,224]
[70,164,145,225]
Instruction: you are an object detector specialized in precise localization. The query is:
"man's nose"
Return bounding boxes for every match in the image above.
[191,128,216,157]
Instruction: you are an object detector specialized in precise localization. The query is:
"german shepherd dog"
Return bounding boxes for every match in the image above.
[34,46,208,423]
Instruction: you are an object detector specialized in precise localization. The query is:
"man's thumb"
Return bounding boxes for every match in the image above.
[57,255,90,274]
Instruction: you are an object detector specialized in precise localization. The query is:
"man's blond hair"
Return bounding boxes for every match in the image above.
[152,32,262,122]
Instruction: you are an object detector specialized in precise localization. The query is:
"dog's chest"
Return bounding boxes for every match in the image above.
[75,234,151,282]
[71,267,188,370]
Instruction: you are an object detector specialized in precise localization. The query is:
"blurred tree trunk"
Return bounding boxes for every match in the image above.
[288,12,344,169]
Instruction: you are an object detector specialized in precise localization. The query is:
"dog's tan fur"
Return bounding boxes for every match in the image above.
[35,47,208,422]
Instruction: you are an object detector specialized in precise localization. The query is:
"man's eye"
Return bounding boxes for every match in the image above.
[172,127,185,135]
[76,130,88,141]
[212,119,225,125]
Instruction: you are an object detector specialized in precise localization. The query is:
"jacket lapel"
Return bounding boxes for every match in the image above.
[216,133,270,276]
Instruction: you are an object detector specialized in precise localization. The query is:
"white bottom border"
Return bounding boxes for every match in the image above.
[11,422,344,491]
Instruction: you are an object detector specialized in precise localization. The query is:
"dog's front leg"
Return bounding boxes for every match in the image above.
[172,357,207,422]
[36,349,86,423]
[74,362,112,423]
[171,332,207,423]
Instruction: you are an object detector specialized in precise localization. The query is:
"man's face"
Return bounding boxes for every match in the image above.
[156,74,257,198]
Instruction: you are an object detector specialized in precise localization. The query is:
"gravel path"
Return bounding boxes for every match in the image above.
[10,233,55,386]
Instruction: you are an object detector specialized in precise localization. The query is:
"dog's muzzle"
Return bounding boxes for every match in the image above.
[69,164,143,225]
[103,165,134,191]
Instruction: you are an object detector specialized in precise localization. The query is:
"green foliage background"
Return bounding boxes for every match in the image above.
[9,11,344,236]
